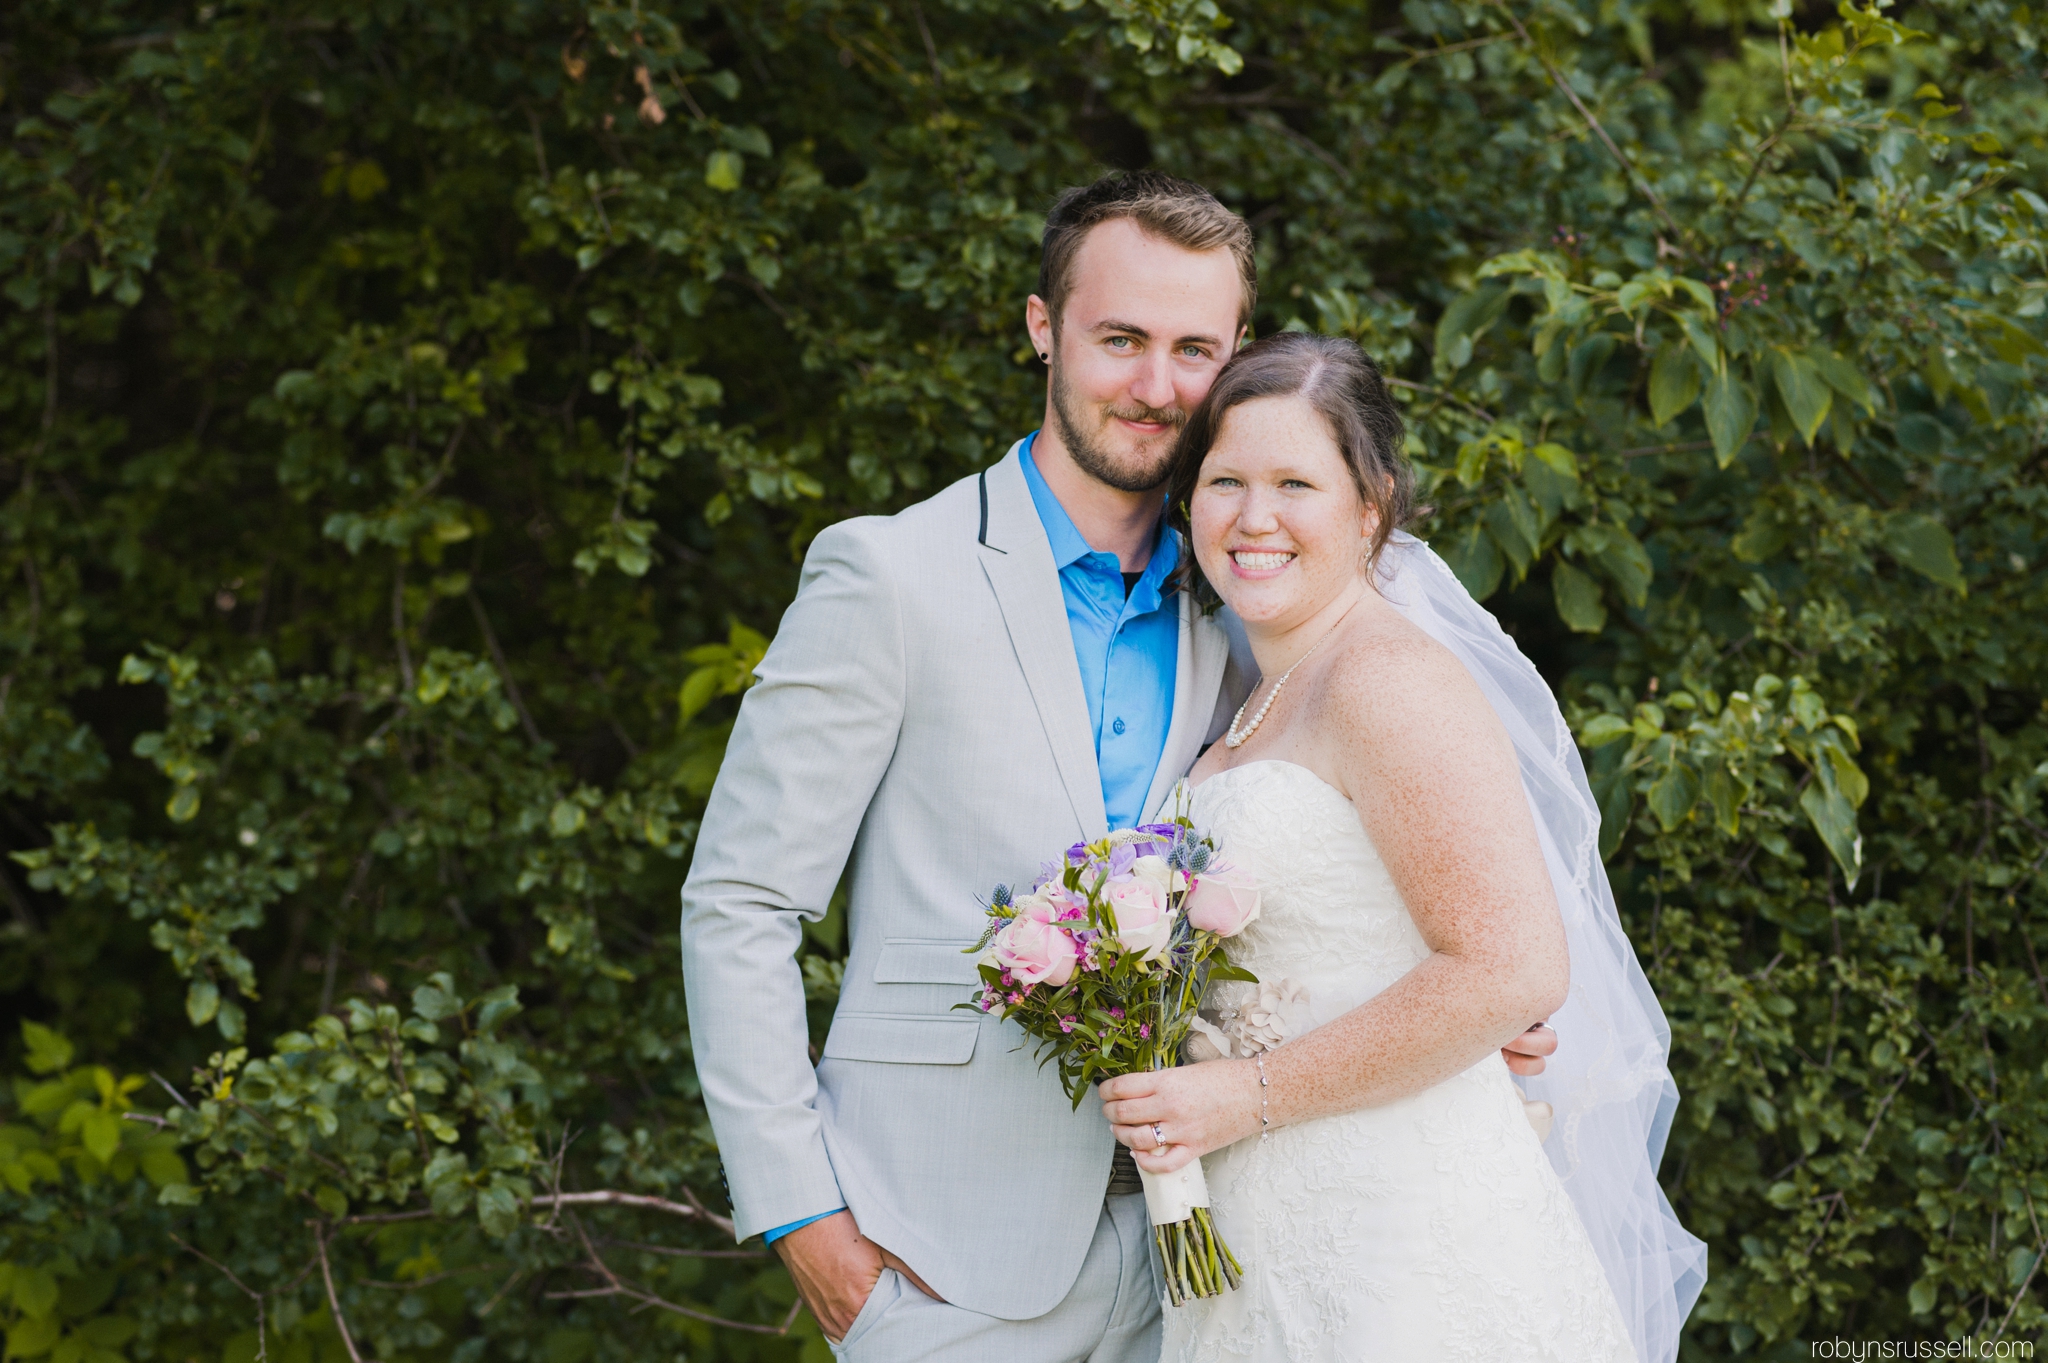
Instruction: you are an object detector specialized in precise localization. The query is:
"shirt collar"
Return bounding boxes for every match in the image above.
[1019,431,1181,589]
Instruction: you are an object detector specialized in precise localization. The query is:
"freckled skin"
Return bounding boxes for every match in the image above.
[1100,395,1569,1172]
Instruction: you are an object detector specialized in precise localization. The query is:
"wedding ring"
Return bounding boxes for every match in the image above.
[1152,1123,1165,1149]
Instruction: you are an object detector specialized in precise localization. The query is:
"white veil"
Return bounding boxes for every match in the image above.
[1374,530,1708,1363]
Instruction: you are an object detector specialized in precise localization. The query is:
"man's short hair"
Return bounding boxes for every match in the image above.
[1037,170,1257,335]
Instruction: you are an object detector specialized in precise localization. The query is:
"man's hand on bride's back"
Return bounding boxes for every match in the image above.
[1503,1022,1557,1077]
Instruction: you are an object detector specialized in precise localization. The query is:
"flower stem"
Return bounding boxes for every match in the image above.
[1154,1211,1241,1304]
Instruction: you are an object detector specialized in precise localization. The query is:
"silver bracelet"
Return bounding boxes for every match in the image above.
[1254,1052,1270,1140]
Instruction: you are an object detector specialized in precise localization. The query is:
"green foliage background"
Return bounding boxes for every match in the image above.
[2,0,2045,1358]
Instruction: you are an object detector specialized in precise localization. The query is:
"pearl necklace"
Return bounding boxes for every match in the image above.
[1223,596,1362,749]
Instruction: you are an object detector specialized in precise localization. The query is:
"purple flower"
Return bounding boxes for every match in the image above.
[1109,1007,1125,1020]
[1139,1024,1151,1039]
[1059,1015,1076,1034]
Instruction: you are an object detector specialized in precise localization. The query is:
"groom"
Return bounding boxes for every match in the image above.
[678,170,1557,1359]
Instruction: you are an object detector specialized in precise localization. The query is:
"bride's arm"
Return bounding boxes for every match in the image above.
[1102,633,1569,1170]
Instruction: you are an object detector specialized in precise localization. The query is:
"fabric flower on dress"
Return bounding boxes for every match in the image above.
[1221,978,1312,1056]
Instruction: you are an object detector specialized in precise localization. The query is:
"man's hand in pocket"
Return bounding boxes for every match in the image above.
[773,1211,944,1342]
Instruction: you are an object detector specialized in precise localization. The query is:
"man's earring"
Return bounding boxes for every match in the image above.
[1039,352,1048,362]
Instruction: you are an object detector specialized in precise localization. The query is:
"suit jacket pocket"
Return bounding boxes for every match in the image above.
[822,1012,980,1065]
[871,937,984,987]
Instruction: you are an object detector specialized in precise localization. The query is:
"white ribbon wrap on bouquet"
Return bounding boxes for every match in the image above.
[1137,1159,1211,1226]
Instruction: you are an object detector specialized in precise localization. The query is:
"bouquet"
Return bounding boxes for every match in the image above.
[959,815,1263,1304]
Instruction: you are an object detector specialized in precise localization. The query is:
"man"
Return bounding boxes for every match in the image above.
[678,170,1556,1360]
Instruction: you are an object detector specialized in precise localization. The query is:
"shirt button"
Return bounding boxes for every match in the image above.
[1112,717,1127,736]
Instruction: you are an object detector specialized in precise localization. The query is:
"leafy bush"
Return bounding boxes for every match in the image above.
[1,0,2043,1359]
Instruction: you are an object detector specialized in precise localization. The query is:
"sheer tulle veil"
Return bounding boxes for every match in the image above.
[1373,530,1708,1363]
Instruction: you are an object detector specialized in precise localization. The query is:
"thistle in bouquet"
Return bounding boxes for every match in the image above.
[958,814,1263,1305]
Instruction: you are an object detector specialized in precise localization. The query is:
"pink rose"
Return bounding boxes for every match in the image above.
[992,914,1081,988]
[1105,876,1173,961]
[1185,873,1261,936]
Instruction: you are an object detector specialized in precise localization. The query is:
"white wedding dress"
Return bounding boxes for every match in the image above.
[1164,759,1638,1363]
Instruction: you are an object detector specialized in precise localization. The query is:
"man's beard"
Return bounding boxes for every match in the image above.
[1049,359,1183,493]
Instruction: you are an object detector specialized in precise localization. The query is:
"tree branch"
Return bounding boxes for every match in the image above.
[1493,2,1685,244]
[594,1238,769,1260]
[466,589,545,746]
[312,1223,374,1363]
[336,1208,437,1226]
[169,1234,268,1363]
[382,1030,436,1170]
[152,1071,195,1110]
[1385,376,1496,423]
[1990,1191,2045,1340]
[1246,111,1351,182]
[1857,1043,1935,1156]
[0,858,38,933]
[391,564,415,696]
[546,1213,799,1336]
[530,1189,736,1238]
[360,1263,500,1289]
[476,1269,524,1317]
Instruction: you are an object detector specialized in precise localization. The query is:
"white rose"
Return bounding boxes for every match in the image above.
[1183,1014,1235,1063]
[1129,855,1173,898]
[1008,890,1059,922]
[1105,876,1174,962]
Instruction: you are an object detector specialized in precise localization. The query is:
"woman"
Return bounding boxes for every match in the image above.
[1097,332,1704,1361]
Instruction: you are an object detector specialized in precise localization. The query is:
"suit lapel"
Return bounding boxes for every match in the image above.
[1141,582,1231,821]
[978,446,1107,839]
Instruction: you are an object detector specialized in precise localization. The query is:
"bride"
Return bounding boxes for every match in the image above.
[1097,332,1706,1361]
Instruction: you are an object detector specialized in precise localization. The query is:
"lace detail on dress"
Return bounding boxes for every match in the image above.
[1162,761,1637,1363]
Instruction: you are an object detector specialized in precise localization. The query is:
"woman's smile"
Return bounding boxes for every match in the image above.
[1228,548,1297,576]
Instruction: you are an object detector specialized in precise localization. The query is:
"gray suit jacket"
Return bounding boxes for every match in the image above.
[679,441,1251,1318]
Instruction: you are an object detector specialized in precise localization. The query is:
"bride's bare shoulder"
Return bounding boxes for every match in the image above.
[1318,606,1508,759]
[1326,606,1477,702]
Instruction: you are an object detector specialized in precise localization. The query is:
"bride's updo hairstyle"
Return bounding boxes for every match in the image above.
[1166,331,1418,605]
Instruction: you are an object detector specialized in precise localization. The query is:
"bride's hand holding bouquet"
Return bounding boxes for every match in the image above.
[1097,1043,1265,1176]
[961,816,1262,1304]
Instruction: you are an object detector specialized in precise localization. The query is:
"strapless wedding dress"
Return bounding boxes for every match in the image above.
[1166,760,1636,1363]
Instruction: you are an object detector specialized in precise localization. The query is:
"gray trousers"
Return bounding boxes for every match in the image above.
[830,1192,1162,1362]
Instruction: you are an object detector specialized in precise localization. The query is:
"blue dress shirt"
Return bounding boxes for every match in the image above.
[1017,430,1180,831]
[763,433,1180,1244]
